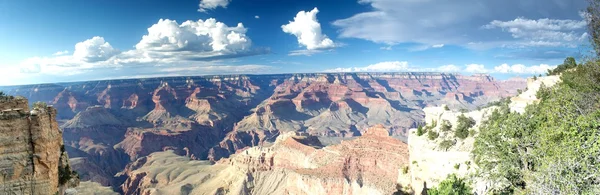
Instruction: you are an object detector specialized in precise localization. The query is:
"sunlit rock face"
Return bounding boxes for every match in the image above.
[0,97,77,194]
[0,73,525,188]
[119,125,410,195]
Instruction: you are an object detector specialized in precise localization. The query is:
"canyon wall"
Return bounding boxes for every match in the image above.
[0,97,78,194]
[0,72,526,189]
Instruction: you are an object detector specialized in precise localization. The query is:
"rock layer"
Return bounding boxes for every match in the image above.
[0,73,526,188]
[0,97,78,194]
[119,125,410,195]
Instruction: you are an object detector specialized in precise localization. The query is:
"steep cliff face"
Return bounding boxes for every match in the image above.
[0,97,78,194]
[119,125,410,195]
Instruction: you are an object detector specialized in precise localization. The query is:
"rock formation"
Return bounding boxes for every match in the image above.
[0,97,78,194]
[406,75,561,194]
[0,72,526,188]
[119,125,410,195]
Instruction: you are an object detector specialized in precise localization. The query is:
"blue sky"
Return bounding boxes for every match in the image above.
[0,0,591,85]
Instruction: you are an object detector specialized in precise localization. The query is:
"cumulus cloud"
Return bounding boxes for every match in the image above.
[332,0,586,48]
[483,15,588,47]
[255,15,260,19]
[198,0,230,12]
[10,17,267,82]
[282,7,335,50]
[136,18,250,53]
[73,36,120,62]
[52,50,69,56]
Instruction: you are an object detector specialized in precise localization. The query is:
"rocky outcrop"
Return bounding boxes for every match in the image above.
[119,125,410,195]
[509,75,560,113]
[407,75,560,194]
[0,97,78,194]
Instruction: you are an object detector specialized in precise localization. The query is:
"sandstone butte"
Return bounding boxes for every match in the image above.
[0,72,527,194]
[0,97,78,195]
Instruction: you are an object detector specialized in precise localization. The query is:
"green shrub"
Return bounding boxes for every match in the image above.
[427,174,472,195]
[444,105,450,111]
[32,101,48,110]
[441,120,452,132]
[402,165,409,174]
[416,125,425,136]
[427,130,439,140]
[454,163,460,170]
[439,139,455,151]
[455,114,475,139]
[547,56,578,76]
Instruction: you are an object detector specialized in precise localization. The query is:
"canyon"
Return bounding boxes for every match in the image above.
[0,72,526,194]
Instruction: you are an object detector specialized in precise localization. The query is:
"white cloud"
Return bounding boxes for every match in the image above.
[325,61,410,72]
[432,44,445,48]
[288,49,329,56]
[436,64,460,72]
[325,62,553,75]
[198,0,230,12]
[282,7,335,50]
[136,18,250,53]
[160,64,274,73]
[465,64,489,73]
[332,0,587,48]
[73,36,120,62]
[494,63,555,74]
[9,18,266,82]
[52,50,69,56]
[255,15,260,19]
[483,15,588,47]
[380,46,393,50]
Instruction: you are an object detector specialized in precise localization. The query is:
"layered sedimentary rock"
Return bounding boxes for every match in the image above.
[0,73,525,188]
[209,73,525,160]
[0,97,78,194]
[119,125,410,195]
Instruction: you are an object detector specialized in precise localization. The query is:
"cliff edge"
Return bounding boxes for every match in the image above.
[0,96,78,195]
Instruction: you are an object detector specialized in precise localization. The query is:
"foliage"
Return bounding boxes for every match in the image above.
[402,165,409,174]
[32,101,48,110]
[454,163,460,170]
[444,105,450,111]
[455,114,475,139]
[0,91,14,101]
[427,174,472,195]
[547,57,578,75]
[58,164,73,185]
[588,0,600,56]
[473,56,600,194]
[416,125,425,136]
[428,130,439,140]
[441,120,452,132]
[439,139,455,151]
